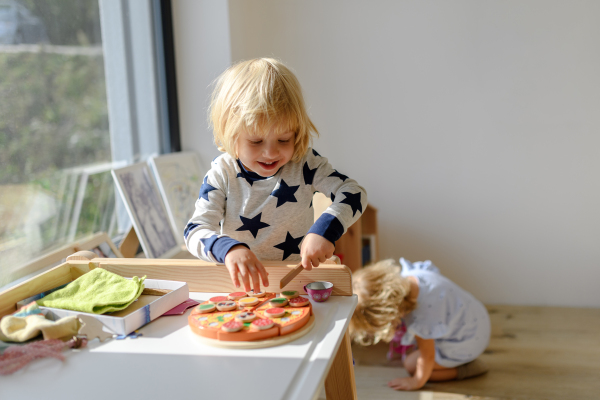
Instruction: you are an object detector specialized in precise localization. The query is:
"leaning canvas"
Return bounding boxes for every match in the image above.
[111,163,180,259]
[149,152,206,241]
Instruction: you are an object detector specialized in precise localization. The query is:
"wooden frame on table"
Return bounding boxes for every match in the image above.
[111,163,182,259]
[149,151,207,243]
[313,192,379,272]
[0,254,358,400]
[7,232,123,282]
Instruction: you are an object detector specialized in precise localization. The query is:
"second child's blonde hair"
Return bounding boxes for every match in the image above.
[350,259,416,346]
[209,58,319,162]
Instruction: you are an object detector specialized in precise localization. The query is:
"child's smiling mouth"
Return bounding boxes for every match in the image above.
[258,160,279,170]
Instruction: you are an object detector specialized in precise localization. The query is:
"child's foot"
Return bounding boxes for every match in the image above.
[456,358,489,380]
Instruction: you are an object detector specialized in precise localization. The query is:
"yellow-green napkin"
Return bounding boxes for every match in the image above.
[37,268,145,314]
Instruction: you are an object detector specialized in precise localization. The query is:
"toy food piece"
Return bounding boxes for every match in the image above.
[247,290,266,298]
[209,296,228,304]
[238,297,259,307]
[280,290,299,300]
[264,308,286,318]
[288,296,310,307]
[228,292,248,301]
[195,303,217,313]
[235,311,257,322]
[251,318,274,330]
[269,297,288,307]
[221,320,243,332]
[216,301,237,311]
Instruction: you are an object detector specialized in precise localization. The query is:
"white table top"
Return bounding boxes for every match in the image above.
[0,293,358,400]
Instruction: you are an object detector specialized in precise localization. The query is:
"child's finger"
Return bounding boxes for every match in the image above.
[255,260,269,287]
[238,265,252,292]
[227,264,241,288]
[301,255,313,271]
[247,264,261,293]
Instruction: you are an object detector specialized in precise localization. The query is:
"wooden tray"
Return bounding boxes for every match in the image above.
[0,251,353,317]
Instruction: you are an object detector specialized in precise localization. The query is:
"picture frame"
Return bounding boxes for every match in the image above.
[111,163,181,259]
[148,152,206,242]
[2,232,123,292]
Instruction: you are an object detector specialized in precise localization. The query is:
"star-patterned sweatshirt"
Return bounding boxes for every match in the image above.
[184,148,368,263]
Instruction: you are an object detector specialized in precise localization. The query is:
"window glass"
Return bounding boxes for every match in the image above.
[0,0,114,285]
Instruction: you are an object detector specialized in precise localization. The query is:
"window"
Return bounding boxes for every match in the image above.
[0,0,176,288]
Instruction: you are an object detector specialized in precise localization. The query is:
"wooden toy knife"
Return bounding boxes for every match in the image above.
[279,262,303,289]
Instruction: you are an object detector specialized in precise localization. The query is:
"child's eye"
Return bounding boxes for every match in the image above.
[249,140,262,145]
[278,139,290,143]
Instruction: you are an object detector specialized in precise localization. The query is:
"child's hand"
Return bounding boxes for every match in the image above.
[300,233,334,271]
[387,376,424,391]
[224,245,269,292]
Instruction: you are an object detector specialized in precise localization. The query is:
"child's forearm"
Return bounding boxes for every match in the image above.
[414,336,436,386]
[413,354,435,386]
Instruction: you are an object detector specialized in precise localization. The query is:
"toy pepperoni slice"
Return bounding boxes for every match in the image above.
[251,318,274,330]
[238,297,259,307]
[247,290,266,298]
[216,301,237,311]
[265,307,286,318]
[228,292,248,300]
[221,320,243,332]
[280,290,299,299]
[289,296,310,307]
[209,296,228,304]
[269,297,288,307]
[195,303,217,313]
[235,311,257,322]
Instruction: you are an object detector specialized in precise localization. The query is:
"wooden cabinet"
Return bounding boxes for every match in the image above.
[313,193,378,272]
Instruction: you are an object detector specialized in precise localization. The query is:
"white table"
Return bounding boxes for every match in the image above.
[0,293,358,400]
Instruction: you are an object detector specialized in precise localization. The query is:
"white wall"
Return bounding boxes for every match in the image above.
[173,1,600,307]
[171,0,231,169]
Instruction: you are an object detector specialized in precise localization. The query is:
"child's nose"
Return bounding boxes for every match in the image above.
[264,141,279,157]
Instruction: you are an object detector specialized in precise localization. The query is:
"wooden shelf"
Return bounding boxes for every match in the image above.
[313,193,378,272]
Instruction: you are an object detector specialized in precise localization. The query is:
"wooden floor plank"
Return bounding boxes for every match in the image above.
[351,305,600,400]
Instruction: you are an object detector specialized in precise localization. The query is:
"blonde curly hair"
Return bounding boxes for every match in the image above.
[209,58,319,163]
[350,259,416,346]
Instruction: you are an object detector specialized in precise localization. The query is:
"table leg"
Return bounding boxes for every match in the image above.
[324,329,357,400]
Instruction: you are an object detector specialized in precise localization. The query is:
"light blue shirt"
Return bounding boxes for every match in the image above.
[399,258,491,367]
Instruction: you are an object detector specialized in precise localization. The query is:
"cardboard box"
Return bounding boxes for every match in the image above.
[40,279,188,336]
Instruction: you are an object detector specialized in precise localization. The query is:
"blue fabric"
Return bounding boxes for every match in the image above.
[236,159,270,184]
[308,212,344,244]
[201,234,249,263]
[184,222,200,239]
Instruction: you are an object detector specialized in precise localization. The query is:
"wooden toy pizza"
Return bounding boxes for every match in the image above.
[189,293,314,349]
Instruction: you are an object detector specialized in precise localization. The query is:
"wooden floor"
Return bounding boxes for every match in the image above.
[332,305,600,400]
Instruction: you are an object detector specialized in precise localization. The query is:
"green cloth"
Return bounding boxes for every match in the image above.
[37,268,145,314]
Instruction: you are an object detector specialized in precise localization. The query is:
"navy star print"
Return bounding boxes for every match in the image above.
[199,176,217,201]
[312,149,321,157]
[237,171,255,186]
[200,235,219,255]
[303,162,317,185]
[330,192,335,202]
[340,192,362,216]
[274,232,304,260]
[271,179,299,208]
[329,170,349,182]
[236,213,270,238]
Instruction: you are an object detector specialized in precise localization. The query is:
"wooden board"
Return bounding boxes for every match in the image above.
[0,253,353,318]
[193,315,315,349]
[78,258,353,296]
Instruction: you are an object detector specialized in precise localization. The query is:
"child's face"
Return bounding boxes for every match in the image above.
[236,125,295,177]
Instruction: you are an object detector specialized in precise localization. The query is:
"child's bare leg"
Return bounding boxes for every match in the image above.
[403,350,458,381]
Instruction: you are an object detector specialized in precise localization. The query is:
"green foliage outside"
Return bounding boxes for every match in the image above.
[0,0,113,260]
[20,0,102,45]
[0,51,110,185]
